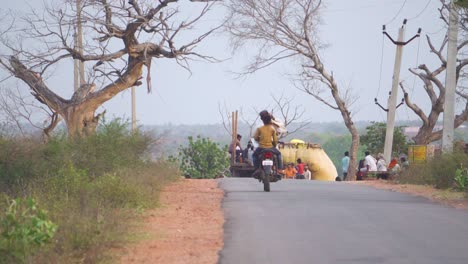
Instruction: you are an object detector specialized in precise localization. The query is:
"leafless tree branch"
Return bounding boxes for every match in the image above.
[0,0,221,136]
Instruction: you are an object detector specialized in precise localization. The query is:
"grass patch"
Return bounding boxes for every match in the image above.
[397,151,468,189]
[0,119,180,263]
[394,151,468,200]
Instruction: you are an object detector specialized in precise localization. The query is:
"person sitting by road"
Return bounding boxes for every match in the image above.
[295,158,305,179]
[364,151,377,178]
[243,141,255,165]
[283,163,297,179]
[356,159,366,180]
[388,157,401,178]
[388,157,400,172]
[252,110,283,170]
[304,165,312,180]
[376,153,388,179]
[400,156,409,170]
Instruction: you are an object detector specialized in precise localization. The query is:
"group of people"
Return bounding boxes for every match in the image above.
[231,110,316,180]
[341,151,409,181]
[229,134,255,164]
[281,158,312,180]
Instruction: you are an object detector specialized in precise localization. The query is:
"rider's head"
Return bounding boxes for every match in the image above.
[259,110,272,125]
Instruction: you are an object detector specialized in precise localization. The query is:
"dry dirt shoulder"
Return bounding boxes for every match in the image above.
[350,180,468,210]
[117,179,224,264]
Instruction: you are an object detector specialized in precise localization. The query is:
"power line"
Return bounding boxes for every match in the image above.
[425,26,447,35]
[384,0,408,25]
[408,0,432,20]
[376,33,386,98]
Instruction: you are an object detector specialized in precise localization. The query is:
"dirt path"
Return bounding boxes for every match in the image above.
[118,179,224,264]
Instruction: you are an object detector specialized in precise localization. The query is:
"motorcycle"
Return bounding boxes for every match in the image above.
[254,149,282,192]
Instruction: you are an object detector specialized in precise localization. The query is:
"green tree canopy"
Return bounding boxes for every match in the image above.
[175,136,229,179]
[323,135,366,175]
[360,122,408,156]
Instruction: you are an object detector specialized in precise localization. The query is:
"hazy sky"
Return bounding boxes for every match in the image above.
[1,0,463,126]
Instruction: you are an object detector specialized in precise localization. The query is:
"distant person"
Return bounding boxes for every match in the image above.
[376,153,388,179]
[341,151,350,181]
[296,158,305,179]
[304,166,312,180]
[364,151,377,177]
[229,134,243,163]
[243,141,255,165]
[388,157,401,177]
[284,163,297,179]
[400,157,409,169]
[356,159,366,180]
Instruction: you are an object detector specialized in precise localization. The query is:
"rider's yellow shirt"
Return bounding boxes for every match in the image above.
[254,125,277,148]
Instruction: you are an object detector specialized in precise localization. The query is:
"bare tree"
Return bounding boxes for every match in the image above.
[0,85,61,139]
[239,107,260,138]
[271,94,312,139]
[0,0,221,137]
[225,0,360,180]
[219,94,311,141]
[400,2,468,144]
[218,102,234,136]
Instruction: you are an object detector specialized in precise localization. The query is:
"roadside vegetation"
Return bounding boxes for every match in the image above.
[171,136,230,179]
[0,119,179,263]
[397,150,468,195]
[356,122,468,198]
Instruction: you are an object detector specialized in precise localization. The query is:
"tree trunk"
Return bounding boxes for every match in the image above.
[347,129,360,181]
[63,104,102,137]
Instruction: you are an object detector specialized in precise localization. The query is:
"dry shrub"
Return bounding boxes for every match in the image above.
[398,151,468,189]
[0,119,180,263]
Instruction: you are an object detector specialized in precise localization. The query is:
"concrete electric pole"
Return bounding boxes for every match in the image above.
[442,1,459,153]
[131,87,137,132]
[382,20,421,162]
[74,0,85,91]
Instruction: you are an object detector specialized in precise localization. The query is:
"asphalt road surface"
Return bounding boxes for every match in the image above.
[218,178,468,264]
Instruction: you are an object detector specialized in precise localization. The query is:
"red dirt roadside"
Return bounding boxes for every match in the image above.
[118,179,224,264]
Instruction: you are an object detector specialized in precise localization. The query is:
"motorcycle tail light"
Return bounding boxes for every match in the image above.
[263,152,273,159]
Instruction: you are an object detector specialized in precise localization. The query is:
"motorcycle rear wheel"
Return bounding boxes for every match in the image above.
[262,171,270,192]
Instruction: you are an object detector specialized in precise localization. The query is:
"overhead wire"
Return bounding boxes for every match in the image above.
[384,0,408,25]
[376,33,386,99]
[408,0,432,20]
[425,26,447,35]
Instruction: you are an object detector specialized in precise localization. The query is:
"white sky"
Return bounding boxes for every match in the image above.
[1,0,464,126]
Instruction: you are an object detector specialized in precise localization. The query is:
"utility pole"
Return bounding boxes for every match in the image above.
[74,0,85,92]
[382,20,421,162]
[442,0,459,153]
[131,87,137,132]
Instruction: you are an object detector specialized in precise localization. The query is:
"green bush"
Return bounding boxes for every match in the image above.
[398,152,468,189]
[174,135,229,179]
[0,197,57,263]
[454,165,468,192]
[0,118,179,263]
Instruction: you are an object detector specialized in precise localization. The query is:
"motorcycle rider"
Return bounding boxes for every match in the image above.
[252,110,283,171]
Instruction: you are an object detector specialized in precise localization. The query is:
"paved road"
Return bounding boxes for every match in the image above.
[218,178,468,264]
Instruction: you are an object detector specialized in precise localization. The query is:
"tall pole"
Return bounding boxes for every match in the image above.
[442,1,459,153]
[74,0,85,91]
[383,22,405,163]
[131,87,137,132]
[382,20,421,162]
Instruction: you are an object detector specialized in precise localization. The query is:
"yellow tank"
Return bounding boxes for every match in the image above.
[300,144,338,181]
[279,145,297,166]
